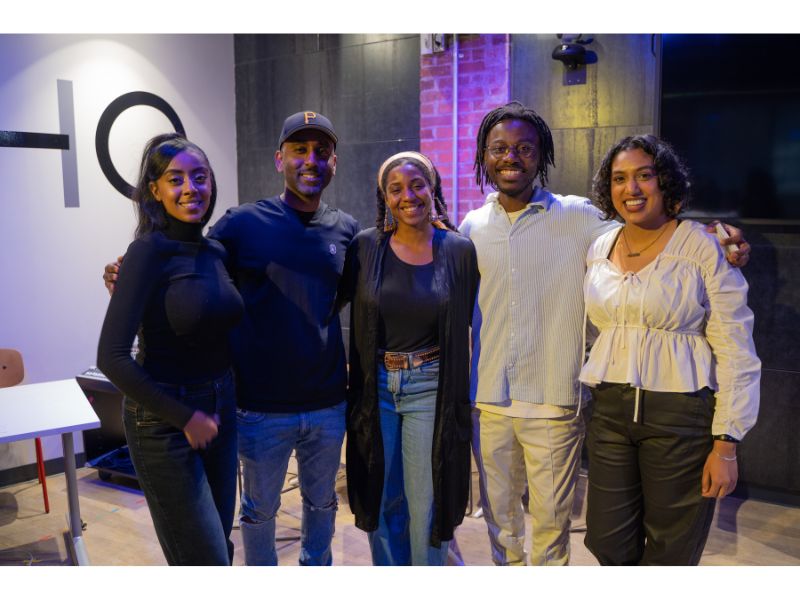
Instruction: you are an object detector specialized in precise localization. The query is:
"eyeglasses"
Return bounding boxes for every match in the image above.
[485,143,537,159]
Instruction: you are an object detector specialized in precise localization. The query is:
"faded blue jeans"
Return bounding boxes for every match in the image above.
[237,401,345,565]
[122,370,237,565]
[368,359,449,566]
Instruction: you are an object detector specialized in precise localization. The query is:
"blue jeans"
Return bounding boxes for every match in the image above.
[237,401,346,565]
[368,360,450,566]
[122,370,237,565]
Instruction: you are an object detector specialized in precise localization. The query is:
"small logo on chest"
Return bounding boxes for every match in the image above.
[329,244,337,255]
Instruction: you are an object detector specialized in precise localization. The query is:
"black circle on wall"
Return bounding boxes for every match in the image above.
[95,92,185,199]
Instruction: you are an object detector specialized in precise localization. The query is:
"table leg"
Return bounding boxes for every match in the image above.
[61,431,90,565]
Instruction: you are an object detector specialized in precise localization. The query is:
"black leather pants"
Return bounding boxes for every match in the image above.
[584,383,716,566]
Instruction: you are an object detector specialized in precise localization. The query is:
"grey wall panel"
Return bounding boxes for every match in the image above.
[743,230,800,373]
[739,368,800,495]
[593,35,659,128]
[318,34,405,51]
[235,34,321,63]
[512,34,658,131]
[321,38,420,145]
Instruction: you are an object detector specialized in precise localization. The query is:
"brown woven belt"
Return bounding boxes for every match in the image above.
[380,346,440,371]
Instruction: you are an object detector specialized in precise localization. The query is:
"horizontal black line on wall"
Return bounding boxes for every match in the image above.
[0,131,69,150]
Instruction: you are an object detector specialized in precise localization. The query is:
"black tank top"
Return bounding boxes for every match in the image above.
[378,245,439,352]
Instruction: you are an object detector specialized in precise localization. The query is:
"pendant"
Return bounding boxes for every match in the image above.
[627,252,640,257]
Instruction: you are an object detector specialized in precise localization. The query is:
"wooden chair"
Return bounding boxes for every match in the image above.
[0,348,49,513]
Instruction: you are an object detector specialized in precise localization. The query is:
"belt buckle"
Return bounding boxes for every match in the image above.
[383,352,408,371]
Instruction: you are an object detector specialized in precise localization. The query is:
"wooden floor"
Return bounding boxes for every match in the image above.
[2,458,800,568]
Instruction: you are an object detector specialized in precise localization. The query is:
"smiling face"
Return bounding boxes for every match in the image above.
[384,162,434,232]
[275,129,336,208]
[149,149,212,224]
[483,118,541,208]
[610,147,669,229]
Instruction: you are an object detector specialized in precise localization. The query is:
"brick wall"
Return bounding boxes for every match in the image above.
[420,34,510,223]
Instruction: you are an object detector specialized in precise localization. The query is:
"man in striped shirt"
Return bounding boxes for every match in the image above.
[459,101,747,566]
[459,101,611,566]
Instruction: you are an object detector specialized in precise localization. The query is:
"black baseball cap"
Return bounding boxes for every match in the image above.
[278,111,338,148]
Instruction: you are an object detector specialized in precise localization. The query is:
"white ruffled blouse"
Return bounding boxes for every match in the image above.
[579,220,760,440]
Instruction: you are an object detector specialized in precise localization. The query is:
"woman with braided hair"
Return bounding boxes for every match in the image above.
[338,151,479,565]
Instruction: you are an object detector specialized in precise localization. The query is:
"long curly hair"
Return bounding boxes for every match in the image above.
[592,134,691,221]
[133,133,217,239]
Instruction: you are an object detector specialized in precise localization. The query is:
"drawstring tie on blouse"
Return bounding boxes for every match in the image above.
[614,260,659,425]
[613,271,638,352]
[632,257,659,423]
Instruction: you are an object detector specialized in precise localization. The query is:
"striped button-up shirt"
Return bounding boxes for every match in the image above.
[459,187,617,409]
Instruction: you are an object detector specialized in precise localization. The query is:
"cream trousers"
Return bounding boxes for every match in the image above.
[473,408,585,565]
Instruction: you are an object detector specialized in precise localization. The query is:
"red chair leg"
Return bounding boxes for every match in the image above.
[34,437,50,514]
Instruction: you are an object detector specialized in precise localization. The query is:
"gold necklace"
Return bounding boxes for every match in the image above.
[621,222,670,258]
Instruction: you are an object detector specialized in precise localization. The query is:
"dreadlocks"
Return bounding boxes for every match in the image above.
[474,101,556,193]
[376,155,457,235]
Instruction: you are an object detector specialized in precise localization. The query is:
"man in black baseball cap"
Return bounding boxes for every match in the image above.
[273,110,339,212]
[278,110,338,148]
[216,109,357,565]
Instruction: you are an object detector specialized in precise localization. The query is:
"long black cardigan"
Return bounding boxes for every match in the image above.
[337,226,479,547]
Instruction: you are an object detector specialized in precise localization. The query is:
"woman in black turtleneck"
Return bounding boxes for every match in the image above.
[97,134,243,565]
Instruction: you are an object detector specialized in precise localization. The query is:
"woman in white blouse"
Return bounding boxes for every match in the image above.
[579,134,760,565]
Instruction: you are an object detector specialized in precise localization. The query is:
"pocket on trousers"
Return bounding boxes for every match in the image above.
[588,383,624,421]
[682,388,715,432]
[236,408,266,425]
[646,389,714,430]
[416,359,440,378]
[124,398,165,427]
[411,361,440,392]
[693,387,716,423]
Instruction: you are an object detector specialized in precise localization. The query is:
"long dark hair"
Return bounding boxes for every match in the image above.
[133,133,217,239]
[474,101,555,192]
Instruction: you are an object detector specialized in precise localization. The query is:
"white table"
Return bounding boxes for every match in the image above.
[0,378,101,565]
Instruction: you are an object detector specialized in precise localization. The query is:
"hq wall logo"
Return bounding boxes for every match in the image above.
[0,81,184,206]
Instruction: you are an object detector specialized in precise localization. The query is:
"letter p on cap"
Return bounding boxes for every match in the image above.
[304,111,317,124]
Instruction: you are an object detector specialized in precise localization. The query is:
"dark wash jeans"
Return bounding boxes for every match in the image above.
[585,382,716,566]
[123,370,237,566]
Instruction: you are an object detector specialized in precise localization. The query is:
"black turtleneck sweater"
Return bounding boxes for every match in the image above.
[97,216,244,429]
